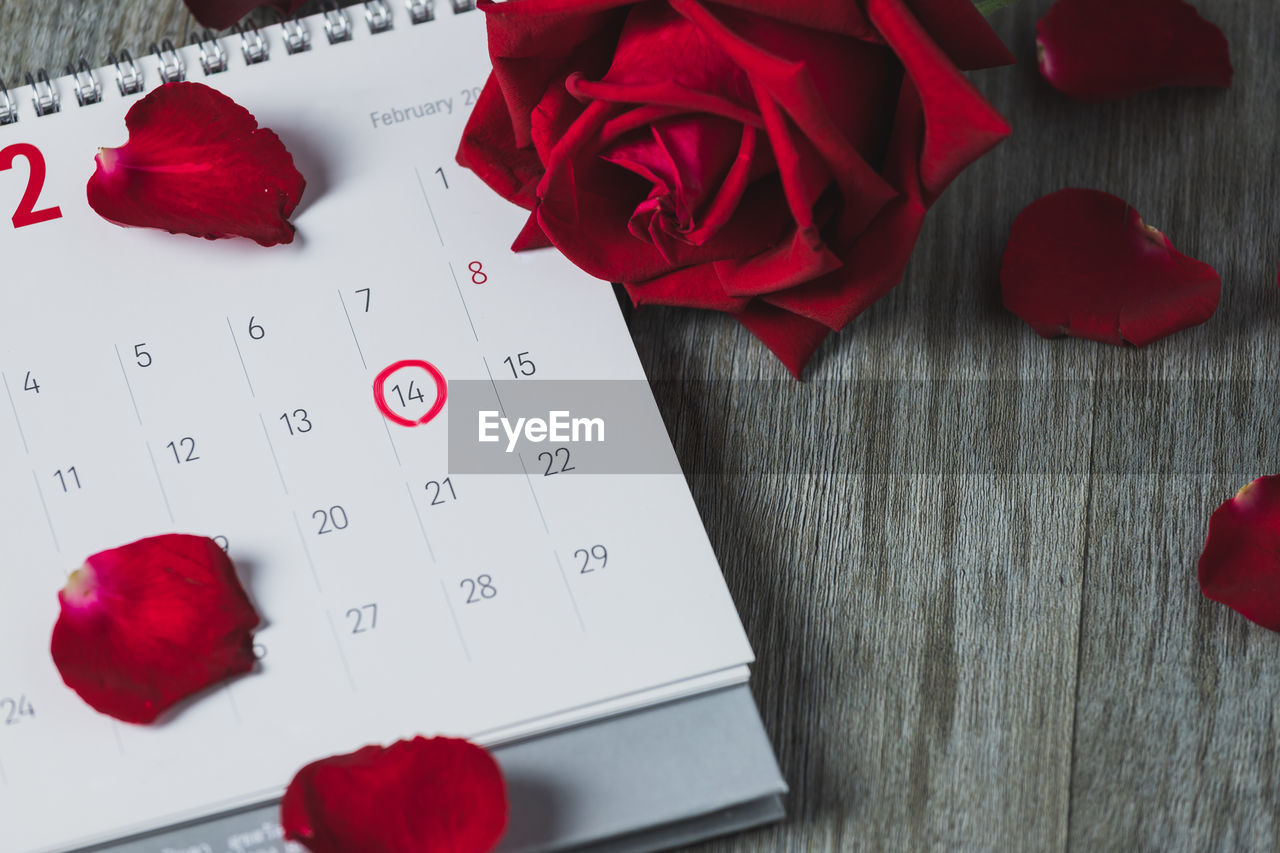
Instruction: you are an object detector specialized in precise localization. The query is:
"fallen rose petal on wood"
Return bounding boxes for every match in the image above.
[282,737,508,853]
[50,534,259,725]
[86,82,305,246]
[1000,188,1220,346]
[1198,476,1280,632]
[1037,0,1232,101]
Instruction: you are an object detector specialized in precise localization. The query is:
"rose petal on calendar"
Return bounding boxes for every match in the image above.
[50,534,260,725]
[1198,475,1280,632]
[281,736,508,853]
[183,0,306,30]
[86,82,305,247]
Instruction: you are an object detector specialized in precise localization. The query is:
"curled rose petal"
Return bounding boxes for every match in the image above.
[281,737,508,853]
[1037,0,1232,102]
[86,82,305,246]
[1198,476,1280,632]
[50,534,259,725]
[182,0,306,31]
[1000,189,1220,346]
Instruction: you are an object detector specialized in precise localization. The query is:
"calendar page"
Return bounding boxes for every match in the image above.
[0,7,754,851]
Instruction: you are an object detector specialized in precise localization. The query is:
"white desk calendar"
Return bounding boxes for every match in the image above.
[0,4,784,851]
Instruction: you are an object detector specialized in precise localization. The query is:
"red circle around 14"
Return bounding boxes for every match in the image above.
[372,359,448,427]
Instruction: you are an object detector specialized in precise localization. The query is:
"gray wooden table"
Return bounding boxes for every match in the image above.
[3,1,1277,849]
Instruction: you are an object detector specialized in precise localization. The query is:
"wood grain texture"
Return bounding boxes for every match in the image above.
[1,1,1276,850]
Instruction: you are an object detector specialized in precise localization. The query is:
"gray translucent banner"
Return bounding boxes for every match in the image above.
[451,377,1279,477]
[447,380,682,475]
[637,378,1279,477]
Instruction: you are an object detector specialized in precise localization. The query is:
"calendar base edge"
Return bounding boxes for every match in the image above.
[555,793,787,853]
[60,683,786,853]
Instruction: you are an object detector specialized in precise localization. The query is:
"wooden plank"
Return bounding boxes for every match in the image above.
[1060,0,1280,844]
[642,0,1279,846]
[635,1,1099,839]
[0,0,193,82]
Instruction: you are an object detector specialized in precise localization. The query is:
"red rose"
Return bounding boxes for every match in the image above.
[458,0,1013,376]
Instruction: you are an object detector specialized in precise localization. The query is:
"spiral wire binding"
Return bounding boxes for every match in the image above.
[190,30,228,76]
[65,58,102,106]
[106,49,145,96]
[0,0,475,125]
[366,0,394,33]
[150,39,186,83]
[322,3,355,44]
[0,77,16,124]
[233,21,271,65]
[25,69,60,116]
[279,15,312,55]
[408,0,434,24]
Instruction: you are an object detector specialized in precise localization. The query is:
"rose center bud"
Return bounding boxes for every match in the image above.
[600,114,771,262]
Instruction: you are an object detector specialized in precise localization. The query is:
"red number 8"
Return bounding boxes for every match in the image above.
[468,261,487,285]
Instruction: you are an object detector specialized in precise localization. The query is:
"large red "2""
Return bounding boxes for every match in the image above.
[0,143,62,228]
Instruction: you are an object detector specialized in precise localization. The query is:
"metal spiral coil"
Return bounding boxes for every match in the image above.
[65,58,102,106]
[190,29,228,76]
[0,77,17,125]
[24,69,59,116]
[106,49,144,96]
[149,39,187,83]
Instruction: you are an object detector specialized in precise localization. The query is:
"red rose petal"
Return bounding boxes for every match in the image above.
[902,0,1016,71]
[1198,476,1280,632]
[1036,0,1233,102]
[866,0,1011,204]
[50,534,259,725]
[457,75,545,214]
[511,212,553,251]
[477,0,634,150]
[624,263,751,313]
[757,2,1008,332]
[1000,189,1221,346]
[678,0,881,40]
[735,302,830,379]
[86,82,305,247]
[758,76,929,329]
[182,0,306,31]
[281,737,508,853]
